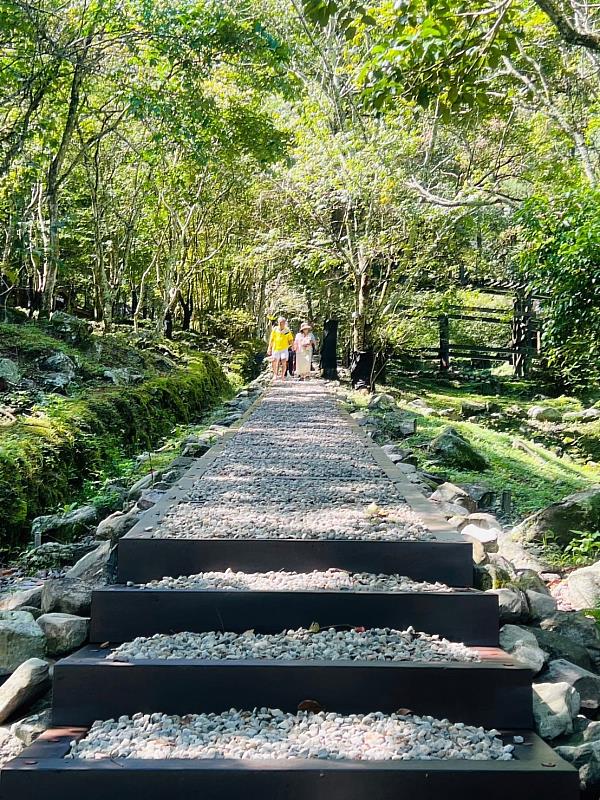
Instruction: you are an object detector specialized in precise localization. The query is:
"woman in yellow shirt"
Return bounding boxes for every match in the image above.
[267,317,294,380]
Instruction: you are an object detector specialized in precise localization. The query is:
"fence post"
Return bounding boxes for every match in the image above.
[439,314,450,371]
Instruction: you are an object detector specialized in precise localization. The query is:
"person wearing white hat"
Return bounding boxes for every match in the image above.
[294,322,317,380]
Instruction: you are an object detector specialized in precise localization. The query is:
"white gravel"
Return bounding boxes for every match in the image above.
[106,626,479,663]
[148,381,431,542]
[68,709,514,761]
[134,568,452,594]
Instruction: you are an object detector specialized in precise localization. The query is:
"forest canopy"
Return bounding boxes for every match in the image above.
[1,0,599,390]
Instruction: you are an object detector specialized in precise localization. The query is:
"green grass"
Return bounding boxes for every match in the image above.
[353,377,600,521]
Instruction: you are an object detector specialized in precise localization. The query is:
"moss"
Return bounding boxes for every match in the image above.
[0,353,230,548]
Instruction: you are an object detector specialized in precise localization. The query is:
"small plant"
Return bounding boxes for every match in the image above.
[564,530,600,566]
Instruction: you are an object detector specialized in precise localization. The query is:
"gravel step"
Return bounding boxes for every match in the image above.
[133,569,453,593]
[106,627,480,664]
[66,709,515,761]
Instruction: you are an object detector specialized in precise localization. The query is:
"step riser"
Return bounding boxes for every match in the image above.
[118,538,474,586]
[91,589,498,646]
[53,659,532,729]
[2,758,579,800]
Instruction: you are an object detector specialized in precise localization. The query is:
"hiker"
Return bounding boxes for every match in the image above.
[267,316,294,380]
[294,322,317,380]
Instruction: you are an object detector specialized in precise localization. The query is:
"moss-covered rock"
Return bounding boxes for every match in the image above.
[0,353,230,546]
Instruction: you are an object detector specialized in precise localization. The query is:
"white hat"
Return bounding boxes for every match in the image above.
[300,321,312,331]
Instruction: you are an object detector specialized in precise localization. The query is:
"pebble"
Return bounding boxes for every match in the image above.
[136,568,452,594]
[67,709,513,762]
[107,626,479,664]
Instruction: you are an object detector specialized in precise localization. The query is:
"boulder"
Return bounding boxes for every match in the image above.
[137,488,167,511]
[434,501,470,519]
[36,613,89,655]
[533,681,580,740]
[95,507,141,542]
[368,393,397,411]
[528,405,562,422]
[554,740,600,791]
[11,709,52,746]
[513,569,551,596]
[499,624,546,673]
[0,358,20,389]
[31,505,98,542]
[542,659,600,710]
[563,408,600,423]
[526,590,557,621]
[0,586,42,612]
[181,437,213,458]
[460,401,487,418]
[527,628,594,672]
[39,351,75,376]
[41,578,94,616]
[40,371,72,392]
[407,398,435,415]
[428,427,488,471]
[465,512,502,531]
[49,311,92,345]
[0,658,50,724]
[541,612,600,671]
[488,588,528,622]
[0,611,46,675]
[511,486,600,546]
[497,533,552,573]
[564,561,600,610]
[430,482,477,512]
[461,523,498,547]
[66,541,113,582]
[458,484,495,509]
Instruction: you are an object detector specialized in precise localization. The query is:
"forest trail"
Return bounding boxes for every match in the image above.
[0,380,579,798]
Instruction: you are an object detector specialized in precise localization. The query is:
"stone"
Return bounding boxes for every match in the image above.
[430,482,477,512]
[526,590,557,621]
[394,462,417,474]
[542,659,600,710]
[563,407,600,423]
[39,351,75,376]
[511,486,600,546]
[564,561,600,610]
[137,489,166,511]
[499,625,546,673]
[527,628,594,672]
[41,578,94,616]
[434,501,470,519]
[541,612,600,671]
[181,439,212,458]
[458,484,495,509]
[36,613,89,655]
[30,505,98,542]
[554,740,600,791]
[497,533,551,573]
[528,405,562,422]
[103,368,144,384]
[461,523,498,546]
[460,400,487,418]
[10,709,52,745]
[66,541,113,582]
[428,427,489,471]
[533,682,580,740]
[0,358,20,388]
[368,393,396,411]
[488,588,528,622]
[95,507,141,542]
[40,371,72,392]
[465,512,502,531]
[0,586,42,612]
[0,611,45,675]
[127,473,158,501]
[513,569,551,596]
[49,311,92,345]
[0,659,50,725]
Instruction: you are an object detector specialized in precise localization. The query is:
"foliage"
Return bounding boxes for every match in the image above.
[517,190,600,391]
[564,530,600,566]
